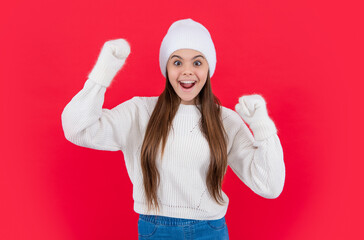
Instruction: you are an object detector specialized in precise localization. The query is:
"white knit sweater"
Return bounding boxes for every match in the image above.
[61,79,285,220]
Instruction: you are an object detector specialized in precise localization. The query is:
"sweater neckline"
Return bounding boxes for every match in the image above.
[177,103,201,115]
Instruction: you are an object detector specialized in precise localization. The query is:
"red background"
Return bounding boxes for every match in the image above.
[1,0,362,239]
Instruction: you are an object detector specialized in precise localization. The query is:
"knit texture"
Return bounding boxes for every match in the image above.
[159,18,217,78]
[61,79,286,220]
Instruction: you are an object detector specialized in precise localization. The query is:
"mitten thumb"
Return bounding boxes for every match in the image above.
[88,39,131,87]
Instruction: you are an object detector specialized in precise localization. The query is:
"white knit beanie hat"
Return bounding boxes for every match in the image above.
[159,18,217,79]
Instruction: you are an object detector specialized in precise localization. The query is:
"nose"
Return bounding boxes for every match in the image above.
[183,71,193,76]
[182,65,194,76]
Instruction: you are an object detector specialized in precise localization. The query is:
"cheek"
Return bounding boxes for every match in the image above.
[169,73,179,84]
[167,67,178,79]
[198,70,208,80]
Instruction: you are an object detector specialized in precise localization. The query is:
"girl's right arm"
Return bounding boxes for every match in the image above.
[61,39,137,152]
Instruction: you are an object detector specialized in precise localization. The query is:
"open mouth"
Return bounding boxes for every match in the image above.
[179,80,196,90]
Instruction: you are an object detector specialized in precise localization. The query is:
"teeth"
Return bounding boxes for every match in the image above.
[180,81,196,84]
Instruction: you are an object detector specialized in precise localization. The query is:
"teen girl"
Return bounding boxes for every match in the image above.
[62,18,285,240]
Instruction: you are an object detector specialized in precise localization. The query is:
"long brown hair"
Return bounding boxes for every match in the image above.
[140,69,228,214]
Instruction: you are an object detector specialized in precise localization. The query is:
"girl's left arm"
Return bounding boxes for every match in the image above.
[227,94,286,199]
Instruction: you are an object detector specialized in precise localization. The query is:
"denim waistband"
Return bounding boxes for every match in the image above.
[139,214,224,226]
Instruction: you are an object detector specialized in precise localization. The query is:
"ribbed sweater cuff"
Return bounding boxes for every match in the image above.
[249,118,277,141]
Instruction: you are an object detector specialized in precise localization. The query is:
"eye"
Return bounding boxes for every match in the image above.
[173,60,181,66]
[194,61,202,66]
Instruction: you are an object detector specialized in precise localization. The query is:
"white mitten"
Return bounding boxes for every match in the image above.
[235,94,277,141]
[88,39,131,87]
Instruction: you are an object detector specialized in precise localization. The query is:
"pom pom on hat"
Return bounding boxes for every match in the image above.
[159,18,217,79]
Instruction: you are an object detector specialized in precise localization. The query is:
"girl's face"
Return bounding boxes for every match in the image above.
[167,49,209,105]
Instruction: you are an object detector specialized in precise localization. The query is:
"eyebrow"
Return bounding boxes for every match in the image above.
[170,55,205,60]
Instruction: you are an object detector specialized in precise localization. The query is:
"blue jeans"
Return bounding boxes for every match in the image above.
[138,214,229,240]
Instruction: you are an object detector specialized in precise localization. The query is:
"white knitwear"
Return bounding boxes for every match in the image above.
[159,18,217,78]
[87,39,131,87]
[235,94,278,141]
[61,79,286,220]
